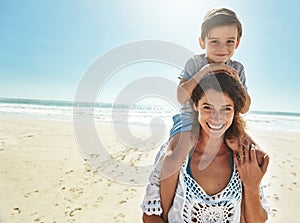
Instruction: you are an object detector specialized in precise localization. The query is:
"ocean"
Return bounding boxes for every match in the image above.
[0,97,299,132]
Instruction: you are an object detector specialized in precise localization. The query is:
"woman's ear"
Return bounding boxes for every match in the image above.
[198,37,205,49]
[193,103,198,111]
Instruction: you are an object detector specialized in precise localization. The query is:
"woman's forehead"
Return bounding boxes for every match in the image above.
[199,89,233,106]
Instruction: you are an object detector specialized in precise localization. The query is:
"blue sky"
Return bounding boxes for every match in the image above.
[0,0,299,112]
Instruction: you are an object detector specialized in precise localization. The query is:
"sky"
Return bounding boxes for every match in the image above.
[0,0,300,113]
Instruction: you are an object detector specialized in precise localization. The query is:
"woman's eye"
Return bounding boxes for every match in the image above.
[203,106,211,110]
[222,107,232,112]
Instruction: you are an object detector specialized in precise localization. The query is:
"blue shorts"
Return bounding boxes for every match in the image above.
[169,112,194,139]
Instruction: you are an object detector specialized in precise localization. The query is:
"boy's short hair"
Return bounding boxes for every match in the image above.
[201,8,242,40]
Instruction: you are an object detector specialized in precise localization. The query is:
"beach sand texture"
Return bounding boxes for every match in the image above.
[0,117,299,223]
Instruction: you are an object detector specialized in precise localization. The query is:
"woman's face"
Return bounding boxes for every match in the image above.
[194,89,235,139]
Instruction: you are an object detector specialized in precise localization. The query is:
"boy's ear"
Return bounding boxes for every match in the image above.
[235,38,241,49]
[198,37,205,49]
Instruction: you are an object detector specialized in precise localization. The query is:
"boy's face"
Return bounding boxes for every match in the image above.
[199,25,240,63]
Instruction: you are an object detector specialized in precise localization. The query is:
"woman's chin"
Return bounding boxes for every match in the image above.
[203,128,226,139]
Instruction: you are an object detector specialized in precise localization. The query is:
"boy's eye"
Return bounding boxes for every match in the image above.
[227,40,235,44]
[210,40,218,44]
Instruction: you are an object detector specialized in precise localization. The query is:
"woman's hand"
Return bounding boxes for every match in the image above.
[234,144,269,190]
[235,144,269,223]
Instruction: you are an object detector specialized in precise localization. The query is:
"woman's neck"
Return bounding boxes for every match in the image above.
[194,132,228,170]
[195,131,227,155]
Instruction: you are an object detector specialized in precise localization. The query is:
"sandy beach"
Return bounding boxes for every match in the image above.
[0,117,299,223]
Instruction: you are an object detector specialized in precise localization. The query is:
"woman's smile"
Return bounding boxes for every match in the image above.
[194,89,235,139]
[207,122,225,130]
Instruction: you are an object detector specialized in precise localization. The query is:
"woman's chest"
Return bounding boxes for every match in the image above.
[172,160,243,223]
[190,156,232,196]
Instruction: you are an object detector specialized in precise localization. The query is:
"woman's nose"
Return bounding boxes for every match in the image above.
[212,110,221,121]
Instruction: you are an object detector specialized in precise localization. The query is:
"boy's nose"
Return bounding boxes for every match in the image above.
[217,43,226,49]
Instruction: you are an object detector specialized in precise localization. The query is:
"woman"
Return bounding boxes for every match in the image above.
[141,73,270,223]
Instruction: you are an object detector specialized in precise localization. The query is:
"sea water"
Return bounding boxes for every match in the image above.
[0,97,299,132]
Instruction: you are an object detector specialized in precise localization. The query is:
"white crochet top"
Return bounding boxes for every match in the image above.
[141,143,270,223]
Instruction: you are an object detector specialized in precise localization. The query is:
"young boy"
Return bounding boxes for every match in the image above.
[142,8,268,222]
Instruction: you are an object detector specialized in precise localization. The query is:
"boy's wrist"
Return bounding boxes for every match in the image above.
[193,70,205,83]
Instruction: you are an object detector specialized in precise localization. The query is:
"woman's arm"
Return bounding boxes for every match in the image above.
[142,213,166,223]
[243,186,268,223]
[141,144,169,222]
[160,165,180,222]
[234,145,270,223]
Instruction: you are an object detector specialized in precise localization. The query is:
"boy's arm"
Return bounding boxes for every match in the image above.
[236,64,251,114]
[177,75,201,105]
[241,92,251,114]
[177,63,238,104]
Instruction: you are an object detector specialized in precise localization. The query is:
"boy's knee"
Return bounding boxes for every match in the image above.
[168,134,181,152]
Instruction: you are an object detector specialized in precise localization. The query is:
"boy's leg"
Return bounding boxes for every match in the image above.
[225,133,268,167]
[161,131,196,180]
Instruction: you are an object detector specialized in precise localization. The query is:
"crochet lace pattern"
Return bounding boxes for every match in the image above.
[182,165,242,223]
[141,143,167,216]
[141,143,270,222]
[142,166,163,215]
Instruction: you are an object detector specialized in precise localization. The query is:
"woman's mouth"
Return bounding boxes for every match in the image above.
[207,123,225,130]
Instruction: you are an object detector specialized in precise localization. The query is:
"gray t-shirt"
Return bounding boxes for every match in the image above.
[179,54,247,114]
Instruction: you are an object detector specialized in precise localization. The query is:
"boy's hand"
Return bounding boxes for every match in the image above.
[194,63,238,82]
[200,63,238,77]
[177,63,239,105]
